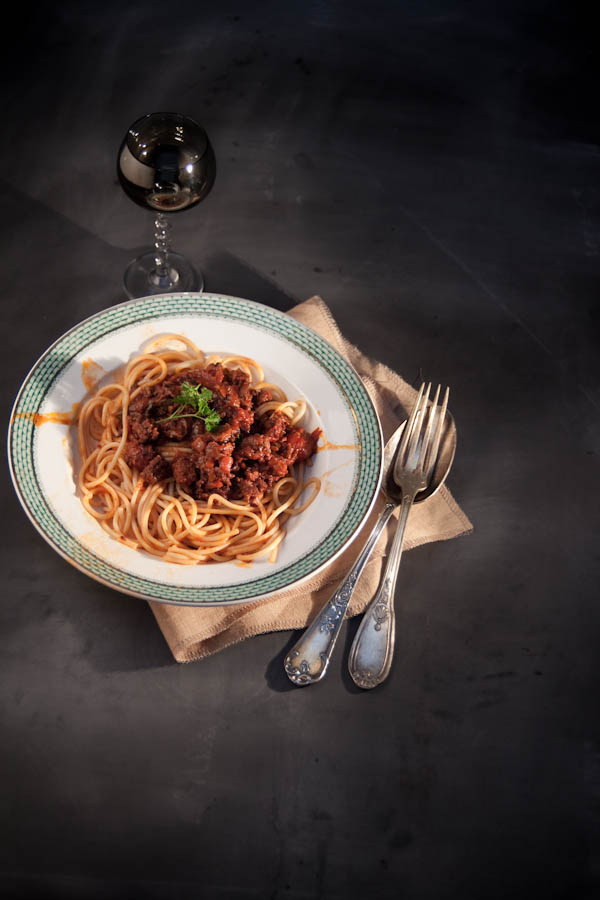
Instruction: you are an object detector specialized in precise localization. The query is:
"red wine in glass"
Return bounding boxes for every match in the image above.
[117,112,216,298]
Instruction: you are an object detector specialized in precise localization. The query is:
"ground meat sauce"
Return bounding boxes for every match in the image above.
[123,363,320,504]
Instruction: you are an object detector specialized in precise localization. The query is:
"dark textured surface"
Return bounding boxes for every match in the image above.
[1,2,598,898]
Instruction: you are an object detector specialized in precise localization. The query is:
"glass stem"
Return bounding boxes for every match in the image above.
[153,213,171,279]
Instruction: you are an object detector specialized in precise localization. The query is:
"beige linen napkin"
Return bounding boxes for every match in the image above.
[150,296,472,661]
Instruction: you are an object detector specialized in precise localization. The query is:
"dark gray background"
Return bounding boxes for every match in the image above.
[1,2,598,897]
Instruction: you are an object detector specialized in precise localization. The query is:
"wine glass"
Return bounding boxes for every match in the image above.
[117,112,216,298]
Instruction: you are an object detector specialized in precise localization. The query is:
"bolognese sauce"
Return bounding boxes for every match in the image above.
[123,362,320,504]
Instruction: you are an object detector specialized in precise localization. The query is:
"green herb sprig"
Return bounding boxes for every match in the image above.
[157,382,221,432]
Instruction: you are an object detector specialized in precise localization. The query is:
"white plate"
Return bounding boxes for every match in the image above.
[8,293,383,606]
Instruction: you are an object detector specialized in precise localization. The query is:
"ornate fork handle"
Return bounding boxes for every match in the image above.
[347,489,417,689]
[284,501,396,685]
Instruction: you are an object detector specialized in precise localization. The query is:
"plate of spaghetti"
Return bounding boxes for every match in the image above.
[8,293,383,606]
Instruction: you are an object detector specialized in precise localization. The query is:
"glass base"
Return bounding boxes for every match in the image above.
[123,250,202,299]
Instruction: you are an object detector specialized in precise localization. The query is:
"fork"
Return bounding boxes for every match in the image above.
[347,383,449,689]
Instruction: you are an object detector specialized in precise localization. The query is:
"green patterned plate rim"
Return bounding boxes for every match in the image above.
[7,293,383,606]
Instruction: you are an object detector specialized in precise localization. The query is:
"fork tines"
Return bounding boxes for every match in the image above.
[394,383,450,478]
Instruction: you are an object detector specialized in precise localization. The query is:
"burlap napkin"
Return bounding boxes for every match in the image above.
[150,296,472,661]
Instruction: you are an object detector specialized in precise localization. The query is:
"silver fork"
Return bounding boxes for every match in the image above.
[348,383,449,689]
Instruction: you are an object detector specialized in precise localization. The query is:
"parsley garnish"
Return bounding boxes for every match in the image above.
[157,382,222,432]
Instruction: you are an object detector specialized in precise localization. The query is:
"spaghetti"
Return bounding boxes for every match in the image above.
[76,334,321,565]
